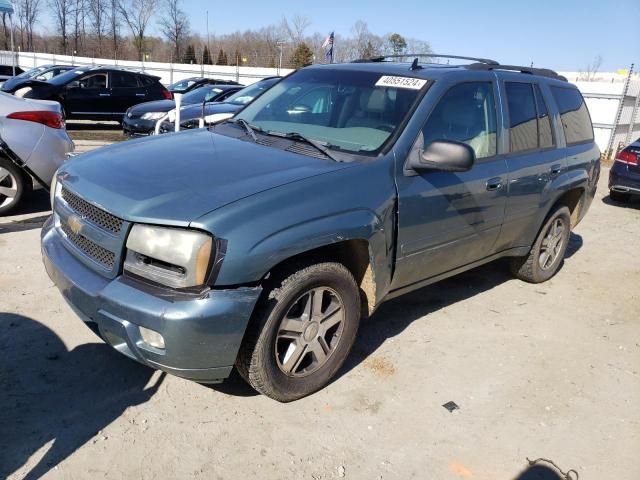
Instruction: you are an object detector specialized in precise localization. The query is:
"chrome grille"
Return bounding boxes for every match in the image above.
[61,221,115,269]
[61,187,123,234]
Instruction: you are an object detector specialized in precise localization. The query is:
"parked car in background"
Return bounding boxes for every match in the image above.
[122,84,243,136]
[160,76,281,132]
[0,92,74,215]
[1,64,75,93]
[42,56,600,401]
[609,138,640,203]
[168,76,241,94]
[0,65,25,86]
[19,66,172,121]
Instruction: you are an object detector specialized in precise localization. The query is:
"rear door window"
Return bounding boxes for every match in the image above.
[505,82,538,153]
[111,72,140,88]
[550,86,594,145]
[534,84,554,149]
[422,82,497,159]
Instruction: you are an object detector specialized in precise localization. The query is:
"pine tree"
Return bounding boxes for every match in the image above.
[182,44,196,64]
[291,42,313,69]
[216,48,227,65]
[202,45,212,65]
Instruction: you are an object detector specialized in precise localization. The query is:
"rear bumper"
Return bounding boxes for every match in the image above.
[41,217,262,383]
[609,162,640,196]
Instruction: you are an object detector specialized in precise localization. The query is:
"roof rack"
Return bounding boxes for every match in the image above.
[466,63,567,81]
[353,53,499,66]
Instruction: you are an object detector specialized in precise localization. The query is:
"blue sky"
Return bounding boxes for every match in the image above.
[180,0,639,71]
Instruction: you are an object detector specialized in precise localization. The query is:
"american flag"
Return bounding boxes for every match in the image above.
[322,32,334,61]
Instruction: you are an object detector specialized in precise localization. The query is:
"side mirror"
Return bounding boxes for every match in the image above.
[408,140,475,173]
[66,80,80,89]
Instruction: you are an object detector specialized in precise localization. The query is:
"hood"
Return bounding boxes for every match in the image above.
[129,99,176,114]
[59,129,353,226]
[179,102,241,122]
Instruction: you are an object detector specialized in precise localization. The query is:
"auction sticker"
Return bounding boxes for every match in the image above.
[375,76,427,90]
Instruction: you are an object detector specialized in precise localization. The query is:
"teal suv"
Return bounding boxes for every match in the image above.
[42,55,600,401]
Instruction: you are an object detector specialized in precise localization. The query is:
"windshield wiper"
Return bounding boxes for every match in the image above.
[228,118,258,142]
[266,130,339,161]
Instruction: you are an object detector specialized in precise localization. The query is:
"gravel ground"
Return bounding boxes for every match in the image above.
[1,167,639,480]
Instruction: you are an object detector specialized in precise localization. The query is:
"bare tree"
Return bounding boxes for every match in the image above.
[49,0,74,53]
[118,0,154,60]
[14,0,41,51]
[281,14,310,45]
[158,0,189,61]
[108,0,119,58]
[72,0,87,54]
[580,55,603,81]
[1,13,9,49]
[88,0,107,56]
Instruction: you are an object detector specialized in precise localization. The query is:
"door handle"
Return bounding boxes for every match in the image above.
[136,93,146,97]
[99,93,111,97]
[486,177,503,191]
[550,164,562,175]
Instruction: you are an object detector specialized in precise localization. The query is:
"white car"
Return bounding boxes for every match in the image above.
[0,92,74,215]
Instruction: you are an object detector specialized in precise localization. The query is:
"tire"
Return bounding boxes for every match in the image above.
[510,206,571,284]
[236,262,361,402]
[0,157,30,216]
[609,190,630,203]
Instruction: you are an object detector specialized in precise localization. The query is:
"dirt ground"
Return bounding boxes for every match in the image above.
[1,166,639,480]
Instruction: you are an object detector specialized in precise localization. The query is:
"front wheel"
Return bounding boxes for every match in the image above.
[510,206,571,283]
[236,262,361,402]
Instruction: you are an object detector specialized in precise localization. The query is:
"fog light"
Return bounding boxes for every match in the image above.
[139,326,165,349]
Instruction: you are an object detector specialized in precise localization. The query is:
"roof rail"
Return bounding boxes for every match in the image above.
[353,53,499,66]
[466,63,567,81]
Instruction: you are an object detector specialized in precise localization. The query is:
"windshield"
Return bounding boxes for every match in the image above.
[226,78,279,106]
[170,78,198,91]
[16,66,46,80]
[236,69,426,154]
[182,85,223,104]
[49,68,88,86]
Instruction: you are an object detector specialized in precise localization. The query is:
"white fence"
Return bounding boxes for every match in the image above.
[3,51,639,157]
[2,51,294,86]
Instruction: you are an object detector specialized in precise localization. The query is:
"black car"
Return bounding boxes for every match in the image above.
[0,65,25,84]
[2,64,75,93]
[22,66,172,121]
[162,76,281,132]
[122,84,243,136]
[168,76,241,94]
[609,138,640,203]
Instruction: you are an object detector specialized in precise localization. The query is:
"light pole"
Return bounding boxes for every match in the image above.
[277,40,285,75]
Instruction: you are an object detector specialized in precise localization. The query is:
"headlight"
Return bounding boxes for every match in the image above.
[124,225,213,289]
[141,112,167,120]
[50,173,59,208]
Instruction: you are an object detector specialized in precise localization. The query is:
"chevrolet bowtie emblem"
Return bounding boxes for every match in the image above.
[67,214,83,235]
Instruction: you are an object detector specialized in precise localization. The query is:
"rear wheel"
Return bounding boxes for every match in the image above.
[236,262,361,402]
[609,190,630,203]
[0,157,30,216]
[510,206,571,283]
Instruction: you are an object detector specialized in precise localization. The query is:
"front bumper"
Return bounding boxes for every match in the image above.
[609,161,640,196]
[41,218,262,383]
[122,117,156,136]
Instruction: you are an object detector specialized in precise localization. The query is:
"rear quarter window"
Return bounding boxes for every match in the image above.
[550,86,594,145]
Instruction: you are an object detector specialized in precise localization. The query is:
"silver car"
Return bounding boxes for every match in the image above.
[0,92,74,215]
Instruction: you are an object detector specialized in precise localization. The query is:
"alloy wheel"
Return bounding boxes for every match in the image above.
[275,287,345,377]
[539,218,566,270]
[0,166,18,210]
